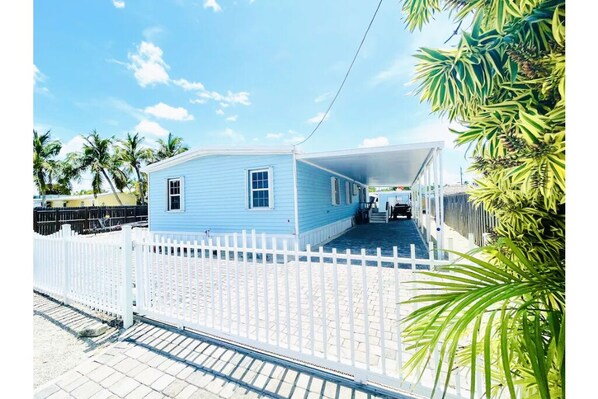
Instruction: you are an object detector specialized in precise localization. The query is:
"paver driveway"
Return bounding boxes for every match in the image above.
[34,318,401,399]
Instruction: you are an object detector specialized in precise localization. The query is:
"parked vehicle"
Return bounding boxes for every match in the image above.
[392,201,412,219]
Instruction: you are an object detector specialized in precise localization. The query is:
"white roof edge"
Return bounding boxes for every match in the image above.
[296,141,444,160]
[142,146,296,173]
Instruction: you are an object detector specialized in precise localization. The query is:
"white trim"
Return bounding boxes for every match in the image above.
[247,167,274,210]
[411,149,436,187]
[166,177,184,212]
[345,181,352,204]
[298,159,367,187]
[297,141,444,160]
[142,146,295,173]
[331,177,340,206]
[292,151,300,237]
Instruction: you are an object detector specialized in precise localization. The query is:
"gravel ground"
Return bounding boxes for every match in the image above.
[33,293,121,389]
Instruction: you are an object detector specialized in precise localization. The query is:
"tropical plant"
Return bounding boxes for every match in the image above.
[116,132,153,204]
[152,132,189,162]
[403,241,564,398]
[33,129,62,205]
[68,130,127,205]
[398,0,565,397]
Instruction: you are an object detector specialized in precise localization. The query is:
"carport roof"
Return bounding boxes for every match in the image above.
[142,141,443,187]
[296,141,443,186]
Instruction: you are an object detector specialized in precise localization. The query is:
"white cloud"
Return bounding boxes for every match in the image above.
[33,64,50,95]
[219,128,245,142]
[127,42,170,87]
[112,0,125,8]
[204,0,222,12]
[196,90,251,106]
[226,115,238,122]
[314,92,332,103]
[134,120,169,137]
[306,111,329,124]
[190,98,208,104]
[359,136,390,148]
[215,109,225,116]
[144,102,194,121]
[124,42,251,107]
[58,135,86,159]
[33,64,44,86]
[266,133,283,139]
[172,78,205,91]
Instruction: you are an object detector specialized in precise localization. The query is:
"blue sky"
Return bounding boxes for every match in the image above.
[34,0,474,191]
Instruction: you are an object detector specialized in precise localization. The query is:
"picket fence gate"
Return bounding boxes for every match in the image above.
[33,225,484,399]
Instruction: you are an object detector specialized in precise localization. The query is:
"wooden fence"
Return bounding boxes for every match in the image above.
[439,193,498,246]
[33,205,148,235]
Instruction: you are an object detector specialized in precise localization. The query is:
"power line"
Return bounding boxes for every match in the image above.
[295,0,384,146]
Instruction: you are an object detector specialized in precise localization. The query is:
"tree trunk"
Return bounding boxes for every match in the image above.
[134,167,145,205]
[101,169,123,206]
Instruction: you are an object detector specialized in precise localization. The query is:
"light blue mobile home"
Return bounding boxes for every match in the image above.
[142,143,444,248]
[143,147,366,248]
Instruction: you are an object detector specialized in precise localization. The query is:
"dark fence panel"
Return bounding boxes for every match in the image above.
[442,193,498,246]
[33,205,148,235]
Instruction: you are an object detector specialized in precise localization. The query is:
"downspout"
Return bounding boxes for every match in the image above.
[292,148,300,246]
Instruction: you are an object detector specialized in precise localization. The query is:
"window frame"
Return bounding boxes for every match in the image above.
[247,167,274,210]
[166,177,185,212]
[331,177,341,206]
[345,181,352,204]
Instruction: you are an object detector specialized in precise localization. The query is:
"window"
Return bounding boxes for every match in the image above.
[331,177,340,205]
[352,183,359,196]
[249,169,272,209]
[167,178,183,211]
[345,181,352,204]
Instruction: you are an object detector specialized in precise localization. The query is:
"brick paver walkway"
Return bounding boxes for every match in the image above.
[34,319,400,398]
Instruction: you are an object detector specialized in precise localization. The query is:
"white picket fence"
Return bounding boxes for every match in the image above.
[33,225,132,321]
[33,225,481,399]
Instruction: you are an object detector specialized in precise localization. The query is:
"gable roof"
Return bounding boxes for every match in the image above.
[141,146,296,173]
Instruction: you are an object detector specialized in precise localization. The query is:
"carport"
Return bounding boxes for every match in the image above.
[297,141,445,257]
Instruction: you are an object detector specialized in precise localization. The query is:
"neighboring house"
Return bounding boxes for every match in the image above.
[36,192,138,208]
[142,142,444,249]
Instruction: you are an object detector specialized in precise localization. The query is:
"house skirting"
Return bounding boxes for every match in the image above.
[298,217,354,249]
[149,217,354,251]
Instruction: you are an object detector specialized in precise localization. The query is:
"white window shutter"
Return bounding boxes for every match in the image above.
[345,181,350,204]
[331,177,336,205]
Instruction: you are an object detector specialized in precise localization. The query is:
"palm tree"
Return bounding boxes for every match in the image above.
[153,132,189,162]
[70,130,127,205]
[116,132,153,204]
[33,129,62,206]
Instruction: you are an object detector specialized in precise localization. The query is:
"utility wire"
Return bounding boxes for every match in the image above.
[295,0,384,146]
